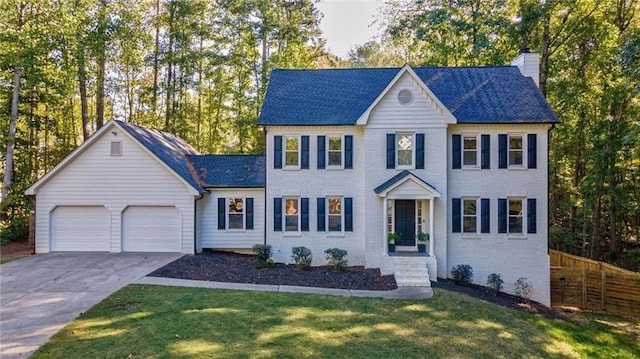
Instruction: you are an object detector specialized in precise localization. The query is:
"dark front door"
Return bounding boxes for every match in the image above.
[394,200,415,246]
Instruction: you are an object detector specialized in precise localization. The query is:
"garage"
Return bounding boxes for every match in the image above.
[51,206,110,251]
[122,206,181,252]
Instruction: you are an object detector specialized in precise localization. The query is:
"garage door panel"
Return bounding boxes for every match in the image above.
[123,206,181,252]
[51,206,110,251]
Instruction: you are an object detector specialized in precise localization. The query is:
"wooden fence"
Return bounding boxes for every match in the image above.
[550,250,640,318]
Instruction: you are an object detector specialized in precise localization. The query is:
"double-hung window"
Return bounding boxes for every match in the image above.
[328,136,342,167]
[327,197,343,232]
[509,135,524,167]
[508,199,523,233]
[228,198,244,230]
[396,133,414,167]
[463,135,478,167]
[284,197,300,232]
[463,198,478,233]
[285,136,299,167]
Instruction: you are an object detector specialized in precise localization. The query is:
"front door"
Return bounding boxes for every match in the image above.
[394,200,415,246]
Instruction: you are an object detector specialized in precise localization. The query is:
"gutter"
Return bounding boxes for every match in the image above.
[547,123,556,254]
[263,126,268,245]
[193,191,207,254]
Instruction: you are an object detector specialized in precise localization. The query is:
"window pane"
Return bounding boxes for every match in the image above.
[328,152,341,166]
[286,137,298,150]
[463,217,477,233]
[285,199,298,215]
[229,214,243,229]
[464,137,477,150]
[397,135,412,150]
[328,215,341,231]
[229,198,243,213]
[398,150,412,165]
[509,200,522,216]
[509,136,522,149]
[285,151,298,166]
[463,150,477,166]
[463,200,476,215]
[509,217,522,233]
[509,150,523,166]
[329,137,341,151]
[285,215,298,231]
[328,198,341,215]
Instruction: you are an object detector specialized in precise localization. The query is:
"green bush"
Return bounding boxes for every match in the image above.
[0,214,29,246]
[451,264,473,286]
[324,248,348,271]
[253,244,274,269]
[486,273,503,295]
[291,246,312,270]
[514,277,534,301]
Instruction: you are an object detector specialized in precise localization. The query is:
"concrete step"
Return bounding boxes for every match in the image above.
[394,267,430,287]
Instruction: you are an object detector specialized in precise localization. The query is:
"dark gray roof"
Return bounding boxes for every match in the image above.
[187,155,265,188]
[258,66,558,126]
[117,120,204,192]
[374,170,438,195]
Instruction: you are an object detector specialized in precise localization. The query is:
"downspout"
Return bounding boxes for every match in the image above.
[263,126,268,245]
[194,191,206,254]
[547,123,556,254]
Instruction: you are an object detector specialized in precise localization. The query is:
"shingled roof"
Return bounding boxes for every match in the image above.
[257,66,558,126]
[187,155,265,188]
[117,120,204,192]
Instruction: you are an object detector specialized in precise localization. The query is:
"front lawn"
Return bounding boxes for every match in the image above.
[33,285,639,358]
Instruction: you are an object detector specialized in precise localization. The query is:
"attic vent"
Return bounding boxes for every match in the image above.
[398,89,414,105]
[110,141,122,156]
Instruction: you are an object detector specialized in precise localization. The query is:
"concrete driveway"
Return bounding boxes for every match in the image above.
[0,252,183,358]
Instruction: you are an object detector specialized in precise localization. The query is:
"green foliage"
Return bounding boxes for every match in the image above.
[387,232,401,244]
[486,273,504,296]
[514,277,534,301]
[451,264,473,286]
[417,232,428,242]
[0,214,28,246]
[252,244,274,269]
[324,248,348,271]
[291,246,312,270]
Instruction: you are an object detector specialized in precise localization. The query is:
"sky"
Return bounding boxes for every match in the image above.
[316,0,381,58]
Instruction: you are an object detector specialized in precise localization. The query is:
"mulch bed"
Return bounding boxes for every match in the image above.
[150,250,563,319]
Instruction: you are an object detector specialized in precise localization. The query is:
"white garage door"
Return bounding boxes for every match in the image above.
[122,206,181,252]
[51,206,110,251]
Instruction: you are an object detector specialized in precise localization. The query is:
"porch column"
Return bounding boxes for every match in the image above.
[383,198,388,255]
[429,197,435,256]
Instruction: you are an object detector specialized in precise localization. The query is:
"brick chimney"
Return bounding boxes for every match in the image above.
[510,48,540,88]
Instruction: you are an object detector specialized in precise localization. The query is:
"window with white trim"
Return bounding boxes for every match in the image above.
[328,136,342,167]
[463,198,478,233]
[509,135,524,166]
[463,135,478,167]
[327,197,343,232]
[396,133,414,167]
[228,198,244,230]
[509,199,523,233]
[285,136,299,167]
[284,197,300,232]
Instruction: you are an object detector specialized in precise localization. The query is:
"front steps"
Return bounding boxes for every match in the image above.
[389,256,431,287]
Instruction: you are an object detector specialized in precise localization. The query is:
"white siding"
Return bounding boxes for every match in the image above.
[198,189,265,249]
[511,53,540,88]
[33,125,196,254]
[447,124,550,305]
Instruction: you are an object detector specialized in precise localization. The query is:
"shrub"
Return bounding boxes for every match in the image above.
[486,273,503,295]
[514,277,534,301]
[291,246,312,270]
[451,264,473,286]
[253,244,274,269]
[324,248,348,271]
[0,214,29,246]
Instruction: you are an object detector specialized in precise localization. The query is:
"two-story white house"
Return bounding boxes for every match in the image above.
[26,51,557,305]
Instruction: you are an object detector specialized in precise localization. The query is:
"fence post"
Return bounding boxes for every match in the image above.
[601,271,606,311]
[28,211,35,249]
[581,269,587,309]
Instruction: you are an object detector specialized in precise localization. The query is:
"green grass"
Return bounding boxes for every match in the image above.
[0,256,23,264]
[33,285,639,359]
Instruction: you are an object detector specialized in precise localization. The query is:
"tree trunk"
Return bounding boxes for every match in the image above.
[95,0,109,130]
[75,0,90,140]
[152,0,160,119]
[1,67,21,210]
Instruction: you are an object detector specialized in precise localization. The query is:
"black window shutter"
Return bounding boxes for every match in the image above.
[301,136,309,169]
[416,133,425,169]
[301,198,309,231]
[345,135,353,169]
[528,134,537,169]
[386,133,395,169]
[246,198,254,230]
[273,198,282,232]
[498,198,507,233]
[217,197,226,230]
[317,198,325,231]
[317,135,326,169]
[498,134,507,169]
[452,134,461,169]
[527,198,537,234]
[481,198,490,233]
[452,198,461,233]
[345,197,353,232]
[481,134,490,169]
[274,135,283,169]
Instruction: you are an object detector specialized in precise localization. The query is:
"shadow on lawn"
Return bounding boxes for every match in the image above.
[32,285,640,359]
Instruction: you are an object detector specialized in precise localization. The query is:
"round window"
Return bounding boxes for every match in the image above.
[398,89,414,105]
